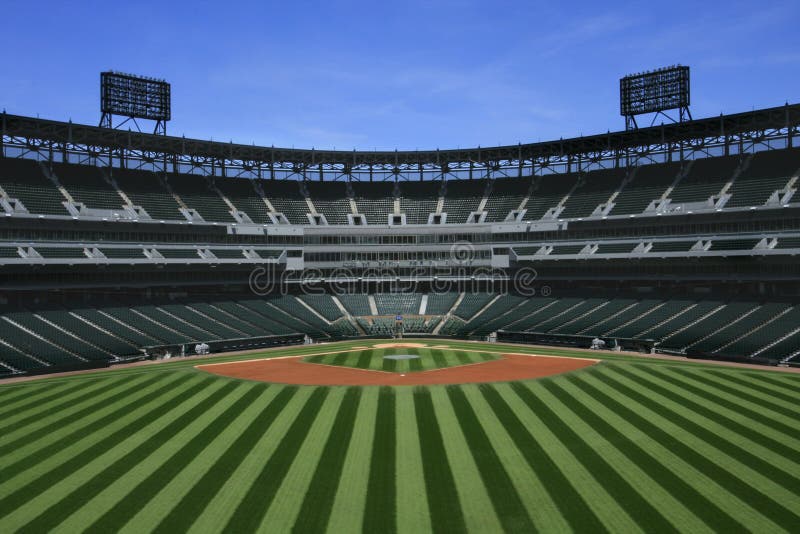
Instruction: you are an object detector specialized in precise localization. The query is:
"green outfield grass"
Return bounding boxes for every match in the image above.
[1,339,799,533]
[303,346,498,372]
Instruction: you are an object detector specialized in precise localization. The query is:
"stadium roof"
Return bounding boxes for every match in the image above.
[2,103,798,177]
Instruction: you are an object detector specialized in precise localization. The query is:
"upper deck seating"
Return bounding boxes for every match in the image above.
[0,157,69,216]
[352,182,394,225]
[307,182,352,225]
[524,172,580,220]
[113,168,184,220]
[559,168,625,219]
[54,163,125,210]
[484,178,529,222]
[610,161,681,215]
[442,179,486,223]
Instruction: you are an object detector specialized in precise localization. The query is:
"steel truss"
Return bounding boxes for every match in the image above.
[2,104,799,182]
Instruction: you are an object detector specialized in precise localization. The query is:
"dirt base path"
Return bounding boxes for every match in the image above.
[198,352,598,386]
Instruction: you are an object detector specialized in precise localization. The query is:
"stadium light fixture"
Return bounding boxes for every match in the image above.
[100,71,171,135]
[620,65,691,130]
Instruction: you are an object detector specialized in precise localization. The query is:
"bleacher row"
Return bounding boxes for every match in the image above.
[1,147,797,226]
[2,291,799,376]
[0,247,283,261]
[1,234,797,264]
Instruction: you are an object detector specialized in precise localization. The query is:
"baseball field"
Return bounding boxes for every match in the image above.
[1,339,799,533]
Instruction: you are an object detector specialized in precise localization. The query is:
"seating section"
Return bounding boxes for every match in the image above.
[452,293,496,320]
[3,148,796,227]
[551,245,584,255]
[610,162,680,215]
[442,179,486,223]
[352,182,394,225]
[399,181,440,224]
[484,178,529,222]
[158,248,201,259]
[337,294,372,316]
[374,293,422,315]
[101,248,145,259]
[425,293,459,315]
[298,294,344,321]
[709,239,758,251]
[777,237,800,249]
[216,178,273,223]
[168,174,235,223]
[559,168,625,219]
[711,305,800,358]
[725,148,799,208]
[263,181,309,224]
[307,182,352,225]
[649,241,695,253]
[113,168,184,220]
[53,163,124,210]
[595,243,636,254]
[211,248,246,259]
[2,293,799,374]
[37,247,87,258]
[524,173,580,220]
[669,155,740,203]
[0,157,69,215]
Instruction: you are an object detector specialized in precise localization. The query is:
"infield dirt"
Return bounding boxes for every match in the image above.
[198,351,598,386]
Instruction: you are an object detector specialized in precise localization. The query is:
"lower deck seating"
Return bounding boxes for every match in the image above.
[1,293,798,376]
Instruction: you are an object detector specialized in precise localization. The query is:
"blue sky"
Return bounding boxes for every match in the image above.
[3,1,798,150]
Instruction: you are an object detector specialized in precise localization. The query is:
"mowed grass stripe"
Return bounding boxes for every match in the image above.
[567,372,793,530]
[0,379,93,419]
[493,383,640,533]
[0,374,210,520]
[408,353,423,371]
[413,387,468,534]
[0,377,120,432]
[355,349,371,369]
[478,383,608,533]
[80,382,264,533]
[605,367,800,501]
[362,387,396,534]
[0,373,151,454]
[369,349,388,371]
[446,386,536,533]
[16,380,240,533]
[326,387,380,534]
[731,371,800,396]
[258,387,349,531]
[0,372,181,485]
[223,387,330,533]
[115,387,282,533]
[180,387,316,534]
[395,388,432,534]
[429,387,504,533]
[431,349,449,369]
[681,367,800,422]
[509,381,682,533]
[151,385,296,533]
[292,387,362,533]
[382,354,399,372]
[635,366,800,461]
